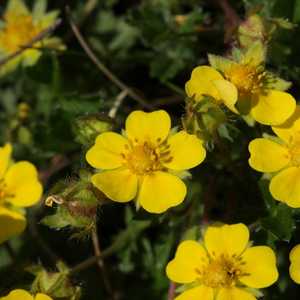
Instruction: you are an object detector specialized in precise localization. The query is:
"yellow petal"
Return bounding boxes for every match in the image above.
[1,289,33,300]
[212,79,239,113]
[248,138,290,173]
[289,263,300,284]
[290,244,300,263]
[185,66,224,101]
[35,294,53,300]
[0,143,12,179]
[175,286,214,300]
[86,132,128,170]
[91,168,138,202]
[4,162,42,207]
[217,288,256,300]
[166,240,209,283]
[204,223,249,258]
[6,0,29,16]
[289,244,300,284]
[125,110,171,145]
[272,105,300,144]
[138,171,186,213]
[0,207,26,244]
[250,91,296,125]
[163,131,206,170]
[240,246,278,288]
[270,167,300,208]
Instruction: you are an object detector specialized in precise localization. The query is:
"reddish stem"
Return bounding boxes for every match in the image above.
[168,282,176,300]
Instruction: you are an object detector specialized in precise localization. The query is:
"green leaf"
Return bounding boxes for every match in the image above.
[293,0,300,23]
[259,179,277,211]
[260,203,295,242]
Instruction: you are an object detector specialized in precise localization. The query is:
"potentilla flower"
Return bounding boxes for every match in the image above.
[0,0,64,76]
[185,43,296,126]
[0,143,42,244]
[86,110,206,213]
[0,289,52,300]
[249,106,300,207]
[166,223,278,300]
[289,244,300,284]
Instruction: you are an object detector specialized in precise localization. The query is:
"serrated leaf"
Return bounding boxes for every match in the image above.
[260,203,295,242]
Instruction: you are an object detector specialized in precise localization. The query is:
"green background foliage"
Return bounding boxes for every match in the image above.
[1,0,300,299]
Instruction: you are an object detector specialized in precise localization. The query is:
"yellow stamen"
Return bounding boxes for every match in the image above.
[122,140,172,176]
[288,134,300,166]
[196,254,247,288]
[225,64,266,96]
[0,179,14,204]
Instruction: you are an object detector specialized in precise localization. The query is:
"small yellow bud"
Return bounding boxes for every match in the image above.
[18,102,30,120]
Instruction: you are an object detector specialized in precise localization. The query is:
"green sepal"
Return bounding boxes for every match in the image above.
[241,41,266,67]
[41,172,103,234]
[238,14,265,48]
[270,17,296,30]
[30,262,82,300]
[266,72,292,91]
[208,54,235,73]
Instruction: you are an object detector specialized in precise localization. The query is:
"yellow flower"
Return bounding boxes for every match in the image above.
[166,223,278,300]
[0,143,42,244]
[289,244,300,284]
[0,289,52,300]
[185,46,296,126]
[0,0,64,76]
[86,110,206,213]
[249,106,300,207]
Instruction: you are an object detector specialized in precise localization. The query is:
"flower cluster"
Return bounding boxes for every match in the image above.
[249,106,300,207]
[81,24,300,298]
[185,43,296,126]
[1,5,300,299]
[0,0,64,76]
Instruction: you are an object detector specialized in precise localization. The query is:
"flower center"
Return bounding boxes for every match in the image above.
[288,135,300,166]
[122,140,172,176]
[225,64,266,96]
[0,13,41,53]
[196,255,245,288]
[0,179,11,204]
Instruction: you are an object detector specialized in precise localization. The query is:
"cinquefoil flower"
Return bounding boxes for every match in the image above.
[86,110,206,213]
[0,143,42,244]
[289,244,300,284]
[186,43,296,125]
[249,106,300,207]
[0,289,52,300]
[166,223,278,300]
[0,0,64,76]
